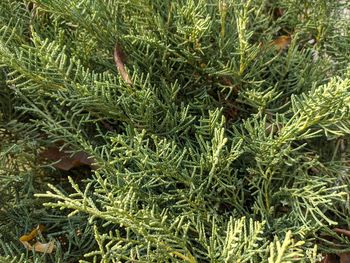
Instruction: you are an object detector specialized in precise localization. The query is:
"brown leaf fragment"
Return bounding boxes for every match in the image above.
[40,147,95,171]
[20,240,55,254]
[19,225,55,254]
[340,253,350,263]
[114,43,133,86]
[334,228,350,239]
[219,76,233,86]
[19,225,45,242]
[273,7,284,19]
[32,241,55,253]
[321,254,338,263]
[271,35,291,51]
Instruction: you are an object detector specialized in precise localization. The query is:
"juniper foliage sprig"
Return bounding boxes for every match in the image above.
[1,0,350,262]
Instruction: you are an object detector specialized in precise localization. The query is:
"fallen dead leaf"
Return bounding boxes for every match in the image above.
[271,35,291,51]
[273,7,284,19]
[322,254,338,263]
[340,253,350,263]
[19,224,55,253]
[40,147,96,171]
[321,228,350,263]
[334,228,350,239]
[32,241,55,253]
[114,42,133,86]
[19,224,45,242]
[21,240,55,254]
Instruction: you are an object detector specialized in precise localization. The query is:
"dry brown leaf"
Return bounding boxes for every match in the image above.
[19,224,45,242]
[334,228,350,239]
[273,7,284,19]
[32,241,55,253]
[114,43,133,86]
[219,76,233,86]
[271,35,291,51]
[40,147,95,171]
[20,240,55,254]
[321,228,350,263]
[339,253,350,263]
[19,224,55,253]
[333,228,350,263]
[321,254,338,263]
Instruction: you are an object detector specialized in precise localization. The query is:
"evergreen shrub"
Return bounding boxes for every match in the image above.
[0,0,350,262]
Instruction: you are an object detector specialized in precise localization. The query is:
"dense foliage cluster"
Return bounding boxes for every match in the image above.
[0,0,350,262]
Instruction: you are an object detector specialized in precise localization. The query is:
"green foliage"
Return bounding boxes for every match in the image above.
[1,0,350,262]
